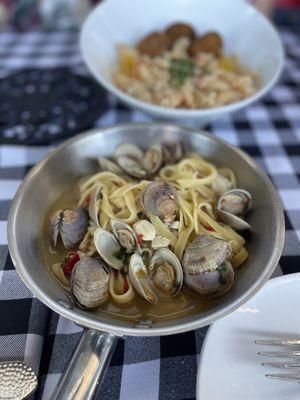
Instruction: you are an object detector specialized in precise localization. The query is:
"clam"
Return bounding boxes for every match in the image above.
[94,227,124,270]
[143,144,163,175]
[182,234,233,297]
[162,141,183,164]
[140,182,178,223]
[111,219,139,253]
[50,207,88,249]
[71,258,110,309]
[114,143,144,160]
[114,143,146,178]
[133,220,156,241]
[98,157,124,175]
[184,260,234,298]
[216,189,252,231]
[109,270,134,304]
[88,184,101,226]
[129,254,157,303]
[148,248,183,296]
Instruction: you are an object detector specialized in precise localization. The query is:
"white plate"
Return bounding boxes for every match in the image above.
[197,273,300,400]
[80,0,284,124]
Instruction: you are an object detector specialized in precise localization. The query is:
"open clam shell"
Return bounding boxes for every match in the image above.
[217,189,252,230]
[50,207,88,249]
[94,227,124,270]
[216,209,251,231]
[148,248,183,296]
[71,258,110,309]
[111,219,139,253]
[98,157,124,175]
[143,143,163,175]
[129,254,157,304]
[114,143,146,178]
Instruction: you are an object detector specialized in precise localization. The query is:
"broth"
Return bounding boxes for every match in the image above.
[41,186,215,323]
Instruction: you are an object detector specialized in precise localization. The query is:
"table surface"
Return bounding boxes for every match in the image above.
[0,29,300,400]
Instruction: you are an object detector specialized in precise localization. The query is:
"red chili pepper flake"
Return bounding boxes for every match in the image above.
[62,252,80,279]
[123,276,129,293]
[206,226,215,232]
[137,234,144,246]
[82,195,91,207]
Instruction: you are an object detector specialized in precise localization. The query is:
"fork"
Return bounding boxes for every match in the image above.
[256,339,300,382]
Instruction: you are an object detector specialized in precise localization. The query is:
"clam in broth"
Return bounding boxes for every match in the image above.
[42,141,252,323]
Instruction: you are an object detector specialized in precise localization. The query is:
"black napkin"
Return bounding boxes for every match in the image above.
[0,68,108,145]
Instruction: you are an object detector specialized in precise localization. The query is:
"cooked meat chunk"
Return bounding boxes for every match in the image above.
[137,32,171,57]
[166,22,196,46]
[189,32,223,57]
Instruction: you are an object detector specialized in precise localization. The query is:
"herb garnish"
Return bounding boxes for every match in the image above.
[113,248,133,265]
[169,58,196,87]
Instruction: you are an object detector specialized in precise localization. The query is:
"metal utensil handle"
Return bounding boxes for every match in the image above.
[50,329,119,400]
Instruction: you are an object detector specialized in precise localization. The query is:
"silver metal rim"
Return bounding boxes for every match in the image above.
[7,123,285,336]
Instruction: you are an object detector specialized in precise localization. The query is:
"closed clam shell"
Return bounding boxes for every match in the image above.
[140,182,178,223]
[182,234,232,275]
[50,207,88,249]
[71,258,109,309]
[184,260,234,298]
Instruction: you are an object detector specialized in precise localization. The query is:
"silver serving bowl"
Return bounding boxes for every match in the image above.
[8,124,284,399]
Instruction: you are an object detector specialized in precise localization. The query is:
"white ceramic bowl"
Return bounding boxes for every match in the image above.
[80,0,284,125]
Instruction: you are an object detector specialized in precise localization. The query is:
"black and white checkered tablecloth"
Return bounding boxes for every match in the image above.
[0,29,300,400]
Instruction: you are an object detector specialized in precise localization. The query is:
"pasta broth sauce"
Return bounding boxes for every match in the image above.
[41,187,214,323]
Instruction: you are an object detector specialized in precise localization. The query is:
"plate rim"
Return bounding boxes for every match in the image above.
[196,272,300,399]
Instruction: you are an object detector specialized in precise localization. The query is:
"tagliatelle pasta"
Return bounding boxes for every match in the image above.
[78,152,248,268]
[45,140,253,322]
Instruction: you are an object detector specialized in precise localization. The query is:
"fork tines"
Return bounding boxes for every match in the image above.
[256,338,300,383]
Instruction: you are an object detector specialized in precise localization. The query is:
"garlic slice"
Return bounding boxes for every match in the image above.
[151,235,170,249]
[133,220,156,241]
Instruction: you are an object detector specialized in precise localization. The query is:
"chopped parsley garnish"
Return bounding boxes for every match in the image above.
[217,263,227,274]
[113,248,133,265]
[169,58,196,87]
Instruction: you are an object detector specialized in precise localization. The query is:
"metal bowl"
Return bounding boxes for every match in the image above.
[8,123,284,336]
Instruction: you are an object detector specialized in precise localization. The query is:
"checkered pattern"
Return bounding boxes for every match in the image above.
[0,28,299,400]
